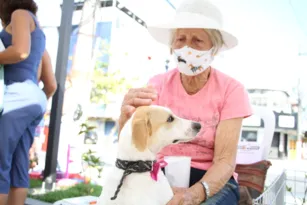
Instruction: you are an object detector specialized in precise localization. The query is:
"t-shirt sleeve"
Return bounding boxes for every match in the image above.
[220,82,252,121]
[147,74,164,105]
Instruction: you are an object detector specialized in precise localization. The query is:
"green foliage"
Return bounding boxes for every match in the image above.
[90,69,137,105]
[78,122,97,135]
[28,183,102,203]
[29,178,43,189]
[90,38,139,105]
[78,123,103,179]
[82,149,102,167]
[82,149,104,178]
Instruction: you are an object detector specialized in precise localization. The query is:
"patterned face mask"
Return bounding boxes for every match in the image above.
[173,46,214,76]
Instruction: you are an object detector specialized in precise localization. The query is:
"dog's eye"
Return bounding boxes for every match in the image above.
[167,115,175,123]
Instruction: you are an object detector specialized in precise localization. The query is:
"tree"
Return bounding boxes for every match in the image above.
[89,35,138,105]
[64,0,100,119]
[90,68,136,105]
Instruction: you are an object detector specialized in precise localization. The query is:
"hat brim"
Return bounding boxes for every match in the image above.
[147,12,238,52]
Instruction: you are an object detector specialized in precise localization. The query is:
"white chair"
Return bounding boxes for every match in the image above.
[236,105,276,204]
[236,105,276,164]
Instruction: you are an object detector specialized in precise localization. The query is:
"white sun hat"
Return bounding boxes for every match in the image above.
[147,0,238,51]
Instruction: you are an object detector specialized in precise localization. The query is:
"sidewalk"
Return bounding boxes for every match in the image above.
[266,158,307,185]
[25,198,52,205]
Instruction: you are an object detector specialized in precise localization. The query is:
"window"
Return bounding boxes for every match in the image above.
[248,89,292,113]
[104,120,118,137]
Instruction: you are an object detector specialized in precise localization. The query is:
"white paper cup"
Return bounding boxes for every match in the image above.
[164,156,191,188]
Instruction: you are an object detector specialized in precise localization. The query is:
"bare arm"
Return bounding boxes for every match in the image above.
[0,10,32,64]
[40,50,57,99]
[167,118,243,205]
[199,118,243,196]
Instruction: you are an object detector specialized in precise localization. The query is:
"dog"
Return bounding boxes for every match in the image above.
[98,105,201,205]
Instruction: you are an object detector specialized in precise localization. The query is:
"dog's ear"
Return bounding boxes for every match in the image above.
[132,113,152,151]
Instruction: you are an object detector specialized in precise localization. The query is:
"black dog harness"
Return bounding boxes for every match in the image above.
[110,158,155,200]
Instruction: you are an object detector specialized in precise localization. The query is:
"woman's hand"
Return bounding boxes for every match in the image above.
[118,87,157,132]
[172,187,188,195]
[167,183,206,205]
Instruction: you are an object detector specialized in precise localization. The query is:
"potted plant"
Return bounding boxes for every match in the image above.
[82,149,104,184]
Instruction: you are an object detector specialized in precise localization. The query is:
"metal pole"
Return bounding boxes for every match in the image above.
[297,78,301,141]
[43,0,74,189]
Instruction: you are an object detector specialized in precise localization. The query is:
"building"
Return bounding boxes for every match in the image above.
[242,88,298,159]
[36,1,175,143]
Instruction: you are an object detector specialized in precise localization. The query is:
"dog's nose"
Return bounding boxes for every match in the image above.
[192,122,201,132]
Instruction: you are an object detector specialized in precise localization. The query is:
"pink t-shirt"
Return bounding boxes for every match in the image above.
[148,68,252,171]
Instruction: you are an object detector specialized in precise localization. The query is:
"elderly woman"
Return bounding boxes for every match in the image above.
[0,0,49,204]
[119,0,252,204]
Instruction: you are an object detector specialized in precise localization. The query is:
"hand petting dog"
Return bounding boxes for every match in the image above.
[119,86,157,133]
[167,183,206,205]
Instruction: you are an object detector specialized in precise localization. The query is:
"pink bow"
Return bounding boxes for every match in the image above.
[150,160,168,181]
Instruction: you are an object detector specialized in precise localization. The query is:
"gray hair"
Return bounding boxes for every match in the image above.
[171,29,225,55]
[205,29,224,55]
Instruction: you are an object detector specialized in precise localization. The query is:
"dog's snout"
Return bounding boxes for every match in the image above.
[192,122,201,132]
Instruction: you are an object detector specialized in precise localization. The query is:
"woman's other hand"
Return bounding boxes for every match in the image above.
[118,87,157,133]
[167,183,205,205]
